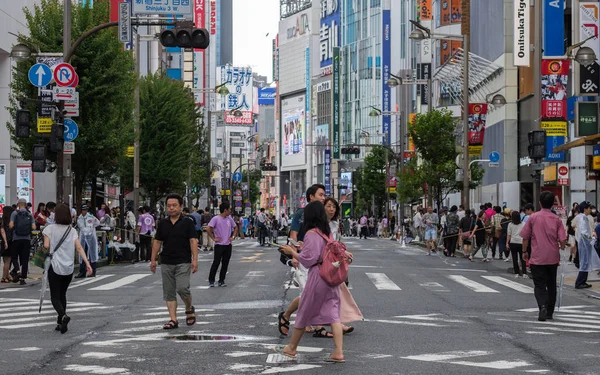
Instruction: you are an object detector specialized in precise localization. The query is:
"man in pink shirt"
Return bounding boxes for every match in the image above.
[520,191,567,322]
[206,201,238,287]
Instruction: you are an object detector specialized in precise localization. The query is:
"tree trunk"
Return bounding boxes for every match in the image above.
[90,174,97,214]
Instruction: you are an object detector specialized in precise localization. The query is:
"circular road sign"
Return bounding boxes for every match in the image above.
[235,200,242,207]
[68,72,79,88]
[53,63,77,87]
[235,189,242,196]
[63,118,79,141]
[28,63,52,88]
[489,151,500,163]
[232,171,243,183]
[245,201,251,208]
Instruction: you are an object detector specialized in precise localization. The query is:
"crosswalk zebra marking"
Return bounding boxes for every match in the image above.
[366,273,401,290]
[70,275,115,289]
[0,306,112,323]
[481,276,533,294]
[64,364,131,374]
[81,352,120,359]
[401,350,534,370]
[88,274,151,291]
[447,275,500,293]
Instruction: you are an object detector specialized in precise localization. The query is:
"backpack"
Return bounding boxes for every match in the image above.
[314,230,350,287]
[14,210,33,236]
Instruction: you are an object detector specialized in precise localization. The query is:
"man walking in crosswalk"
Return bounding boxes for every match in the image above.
[150,193,199,329]
[206,201,238,287]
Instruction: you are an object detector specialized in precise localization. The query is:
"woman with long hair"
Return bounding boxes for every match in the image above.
[42,204,93,333]
[507,211,527,278]
[0,208,12,283]
[469,210,488,262]
[277,201,353,362]
[34,202,48,230]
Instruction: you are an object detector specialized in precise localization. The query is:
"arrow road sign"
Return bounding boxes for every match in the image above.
[53,86,77,100]
[489,151,500,163]
[233,171,243,183]
[64,92,79,117]
[63,119,79,141]
[28,63,52,88]
[53,63,77,87]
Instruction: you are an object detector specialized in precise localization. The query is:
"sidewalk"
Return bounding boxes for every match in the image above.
[378,236,600,300]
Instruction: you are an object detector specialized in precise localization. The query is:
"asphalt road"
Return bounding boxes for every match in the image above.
[1,236,599,375]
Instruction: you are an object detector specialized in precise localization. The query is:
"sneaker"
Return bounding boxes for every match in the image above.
[504,258,511,262]
[19,279,26,285]
[60,315,71,334]
[209,282,215,287]
[538,306,547,322]
[218,282,227,287]
[522,274,529,279]
[515,274,521,278]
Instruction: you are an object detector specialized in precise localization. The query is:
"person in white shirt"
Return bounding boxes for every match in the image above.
[507,211,527,278]
[75,205,100,278]
[457,205,466,221]
[413,209,423,241]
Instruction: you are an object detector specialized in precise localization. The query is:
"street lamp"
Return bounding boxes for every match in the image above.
[10,44,32,61]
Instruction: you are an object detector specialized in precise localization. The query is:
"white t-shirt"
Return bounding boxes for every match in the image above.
[43,224,79,275]
[507,222,525,244]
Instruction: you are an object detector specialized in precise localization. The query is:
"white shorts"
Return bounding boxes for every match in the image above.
[293,264,308,295]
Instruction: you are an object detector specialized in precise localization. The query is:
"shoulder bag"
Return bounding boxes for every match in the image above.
[31,226,72,269]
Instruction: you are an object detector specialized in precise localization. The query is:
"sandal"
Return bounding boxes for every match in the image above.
[185,306,196,326]
[342,326,354,335]
[273,344,297,359]
[313,327,334,338]
[0,278,7,283]
[163,320,179,330]
[324,355,345,363]
[278,311,290,336]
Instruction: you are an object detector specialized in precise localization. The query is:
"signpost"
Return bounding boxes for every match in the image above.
[53,86,77,100]
[53,63,77,87]
[28,63,53,88]
[63,92,80,117]
[63,119,79,141]
[38,89,54,117]
[63,141,75,155]
[489,151,500,168]
[232,171,242,183]
[37,117,53,133]
[118,1,132,44]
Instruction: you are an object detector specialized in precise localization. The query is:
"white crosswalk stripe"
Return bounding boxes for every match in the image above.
[481,276,533,294]
[498,306,600,335]
[401,350,538,370]
[447,275,500,293]
[88,274,151,291]
[69,274,115,289]
[366,273,401,290]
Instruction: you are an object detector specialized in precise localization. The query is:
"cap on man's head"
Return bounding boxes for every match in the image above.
[579,201,592,211]
[81,204,89,210]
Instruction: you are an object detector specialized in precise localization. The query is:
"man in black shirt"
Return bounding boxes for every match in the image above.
[150,193,199,330]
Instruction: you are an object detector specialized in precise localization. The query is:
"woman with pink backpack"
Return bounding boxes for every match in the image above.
[276,201,354,363]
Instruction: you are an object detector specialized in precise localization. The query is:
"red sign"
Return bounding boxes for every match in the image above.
[210,0,216,35]
[225,111,253,125]
[541,59,570,119]
[53,63,77,87]
[558,164,569,186]
[468,103,488,145]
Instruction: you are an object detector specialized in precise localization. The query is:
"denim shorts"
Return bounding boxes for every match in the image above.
[425,228,437,241]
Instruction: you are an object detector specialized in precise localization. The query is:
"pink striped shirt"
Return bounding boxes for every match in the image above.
[519,209,567,265]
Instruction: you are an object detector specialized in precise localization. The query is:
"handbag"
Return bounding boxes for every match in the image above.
[314,230,350,287]
[31,226,72,269]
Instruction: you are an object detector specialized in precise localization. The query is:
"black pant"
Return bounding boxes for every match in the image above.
[510,244,527,275]
[530,264,558,315]
[447,235,458,256]
[491,236,499,257]
[360,227,368,239]
[48,266,73,321]
[209,244,232,283]
[576,271,588,287]
[11,240,30,279]
[139,234,152,261]
[258,224,267,245]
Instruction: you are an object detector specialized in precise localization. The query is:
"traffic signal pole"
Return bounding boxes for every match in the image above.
[134,31,141,215]
[59,0,72,205]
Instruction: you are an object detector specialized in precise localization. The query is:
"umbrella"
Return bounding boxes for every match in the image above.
[556,251,566,312]
[38,258,50,313]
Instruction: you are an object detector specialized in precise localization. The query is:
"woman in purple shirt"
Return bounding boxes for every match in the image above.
[276,201,352,363]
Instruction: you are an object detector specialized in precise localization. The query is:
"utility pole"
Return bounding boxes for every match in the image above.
[133,32,141,214]
[60,0,72,205]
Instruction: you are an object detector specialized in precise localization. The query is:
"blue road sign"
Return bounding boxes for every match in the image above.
[489,151,500,163]
[63,119,79,141]
[245,201,251,208]
[235,200,242,207]
[28,63,52,88]
[232,171,243,183]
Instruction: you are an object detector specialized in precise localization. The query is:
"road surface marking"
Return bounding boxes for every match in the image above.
[70,275,115,289]
[447,275,499,293]
[88,274,150,291]
[448,360,532,369]
[11,347,41,351]
[225,351,265,357]
[237,271,266,288]
[81,352,119,359]
[481,276,533,294]
[0,306,112,321]
[366,273,401,290]
[402,350,492,361]
[64,364,131,374]
[497,318,600,331]
[0,322,56,329]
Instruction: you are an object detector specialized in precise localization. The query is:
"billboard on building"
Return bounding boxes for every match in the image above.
[451,0,462,24]
[513,0,530,66]
[193,0,205,106]
[579,3,600,96]
[281,94,306,167]
[468,104,488,145]
[382,8,391,146]
[541,59,569,162]
[319,0,340,76]
[333,46,340,159]
[216,65,254,125]
[314,123,329,164]
[419,0,432,20]
[258,88,276,106]
[543,0,564,57]
[440,0,451,25]
[279,7,311,46]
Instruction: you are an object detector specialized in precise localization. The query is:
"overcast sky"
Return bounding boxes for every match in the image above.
[232,0,279,82]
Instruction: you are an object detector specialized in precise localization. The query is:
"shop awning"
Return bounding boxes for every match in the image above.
[553,133,600,153]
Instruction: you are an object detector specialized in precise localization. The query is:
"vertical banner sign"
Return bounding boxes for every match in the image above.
[319,0,340,76]
[543,0,565,57]
[419,0,432,64]
[513,0,530,66]
[440,0,451,25]
[418,63,431,105]
[577,101,599,137]
[440,40,451,65]
[541,59,569,162]
[467,104,488,145]
[16,167,32,205]
[217,66,254,124]
[305,44,311,157]
[382,9,391,146]
[118,1,132,44]
[333,47,340,159]
[451,0,462,24]
[324,149,331,196]
[193,0,206,106]
[579,2,600,96]
[419,0,432,20]
[594,145,600,170]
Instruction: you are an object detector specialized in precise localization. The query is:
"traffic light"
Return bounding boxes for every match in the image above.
[32,144,46,173]
[341,146,361,155]
[528,130,546,162]
[49,123,64,152]
[160,21,210,49]
[210,185,217,197]
[15,110,31,138]
[260,163,277,171]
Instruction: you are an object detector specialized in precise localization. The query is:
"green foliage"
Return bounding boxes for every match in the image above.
[7,0,135,207]
[353,146,394,216]
[189,114,212,207]
[137,73,200,204]
[397,109,483,209]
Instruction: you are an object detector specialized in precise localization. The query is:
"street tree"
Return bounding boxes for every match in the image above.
[6,0,135,207]
[397,109,483,210]
[137,73,200,205]
[353,146,393,217]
